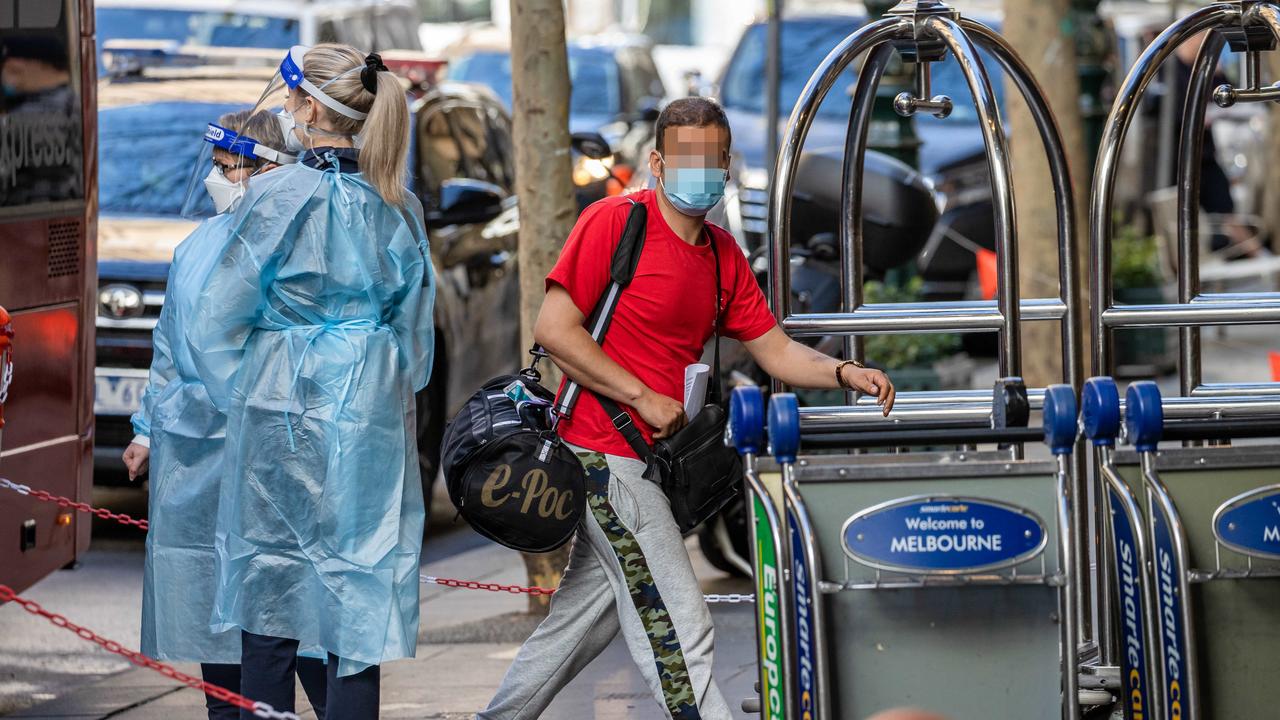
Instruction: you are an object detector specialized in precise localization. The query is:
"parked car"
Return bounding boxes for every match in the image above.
[93,58,521,520]
[445,30,667,205]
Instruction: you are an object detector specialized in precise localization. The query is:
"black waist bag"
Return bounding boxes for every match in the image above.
[653,403,742,534]
[597,229,742,534]
[439,200,648,552]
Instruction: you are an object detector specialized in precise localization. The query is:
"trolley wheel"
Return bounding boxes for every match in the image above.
[768,393,800,464]
[1124,381,1164,452]
[1042,384,1077,455]
[729,385,765,456]
[1081,376,1121,446]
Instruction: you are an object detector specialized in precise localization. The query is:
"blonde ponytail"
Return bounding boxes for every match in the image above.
[359,69,410,206]
[300,44,409,205]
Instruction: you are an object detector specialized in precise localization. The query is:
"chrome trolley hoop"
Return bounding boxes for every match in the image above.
[1091,0,1280,399]
[769,0,1084,415]
[765,1,1086,717]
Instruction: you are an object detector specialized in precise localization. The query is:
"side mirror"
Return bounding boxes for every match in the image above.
[570,131,613,160]
[426,178,506,229]
[637,97,662,123]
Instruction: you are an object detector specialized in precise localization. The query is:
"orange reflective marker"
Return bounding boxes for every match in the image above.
[1269,351,1280,382]
[976,248,998,301]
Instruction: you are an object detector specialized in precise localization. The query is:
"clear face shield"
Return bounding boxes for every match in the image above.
[180,44,370,218]
[179,116,297,218]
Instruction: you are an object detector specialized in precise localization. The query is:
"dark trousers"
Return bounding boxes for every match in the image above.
[240,631,379,720]
[201,663,240,720]
[205,658,327,720]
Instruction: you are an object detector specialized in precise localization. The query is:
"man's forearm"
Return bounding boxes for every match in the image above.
[765,339,844,389]
[543,325,650,405]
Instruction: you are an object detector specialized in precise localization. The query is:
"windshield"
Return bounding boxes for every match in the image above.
[720,19,1004,124]
[449,48,621,117]
[99,101,241,217]
[97,9,301,50]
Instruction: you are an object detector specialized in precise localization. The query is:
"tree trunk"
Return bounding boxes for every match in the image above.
[1001,0,1092,388]
[509,0,577,613]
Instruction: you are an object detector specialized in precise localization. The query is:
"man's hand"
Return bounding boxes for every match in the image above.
[634,390,688,439]
[122,443,150,482]
[841,365,896,416]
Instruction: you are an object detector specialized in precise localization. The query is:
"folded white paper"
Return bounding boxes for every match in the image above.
[683,363,711,420]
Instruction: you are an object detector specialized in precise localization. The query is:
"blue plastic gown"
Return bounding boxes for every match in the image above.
[133,213,240,663]
[186,156,436,677]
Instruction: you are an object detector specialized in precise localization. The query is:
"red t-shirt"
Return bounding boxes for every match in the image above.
[546,189,777,458]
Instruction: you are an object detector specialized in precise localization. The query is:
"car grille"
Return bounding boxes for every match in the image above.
[95,414,137,450]
[738,184,769,249]
[97,278,164,369]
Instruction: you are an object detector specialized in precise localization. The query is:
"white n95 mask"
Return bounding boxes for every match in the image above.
[204,166,245,215]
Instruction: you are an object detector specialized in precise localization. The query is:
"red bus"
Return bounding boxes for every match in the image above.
[0,0,97,594]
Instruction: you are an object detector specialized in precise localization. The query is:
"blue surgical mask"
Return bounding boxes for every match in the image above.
[658,156,726,216]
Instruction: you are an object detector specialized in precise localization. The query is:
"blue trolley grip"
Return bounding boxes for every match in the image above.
[730,385,766,457]
[1125,381,1164,453]
[1042,384,1077,455]
[1081,376,1121,447]
[768,393,800,464]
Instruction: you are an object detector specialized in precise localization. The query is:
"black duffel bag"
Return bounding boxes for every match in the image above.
[440,367,586,552]
[439,200,648,552]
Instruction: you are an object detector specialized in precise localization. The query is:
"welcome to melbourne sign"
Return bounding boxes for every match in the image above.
[841,495,1048,575]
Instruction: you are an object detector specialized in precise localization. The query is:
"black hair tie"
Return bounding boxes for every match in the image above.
[360,53,389,94]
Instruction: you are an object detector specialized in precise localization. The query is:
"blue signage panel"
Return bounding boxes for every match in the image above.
[1151,500,1190,720]
[1213,486,1280,560]
[1109,488,1150,720]
[841,496,1047,574]
[788,510,817,720]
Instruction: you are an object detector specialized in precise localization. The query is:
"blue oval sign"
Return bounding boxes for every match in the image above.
[1213,485,1280,560]
[842,496,1047,574]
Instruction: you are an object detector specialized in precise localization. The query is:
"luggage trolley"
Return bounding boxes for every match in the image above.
[1089,3,1280,718]
[728,384,1086,719]
[1082,379,1280,720]
[740,3,1093,715]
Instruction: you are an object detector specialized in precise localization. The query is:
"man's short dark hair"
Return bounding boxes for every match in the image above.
[654,97,731,154]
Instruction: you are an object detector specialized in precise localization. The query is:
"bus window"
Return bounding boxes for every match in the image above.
[0,2,84,210]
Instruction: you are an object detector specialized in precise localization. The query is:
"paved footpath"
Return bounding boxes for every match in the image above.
[5,534,758,720]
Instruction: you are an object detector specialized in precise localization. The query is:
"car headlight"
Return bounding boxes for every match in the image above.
[572,155,614,187]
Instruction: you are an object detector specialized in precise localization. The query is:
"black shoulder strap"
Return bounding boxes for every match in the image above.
[596,225,724,473]
[537,199,647,420]
[707,228,724,405]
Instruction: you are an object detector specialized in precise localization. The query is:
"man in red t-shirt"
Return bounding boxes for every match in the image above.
[478,98,894,720]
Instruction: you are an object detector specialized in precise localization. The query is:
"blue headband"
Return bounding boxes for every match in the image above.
[204,124,294,165]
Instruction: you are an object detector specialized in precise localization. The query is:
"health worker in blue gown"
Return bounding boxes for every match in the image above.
[124,109,329,720]
[182,44,436,720]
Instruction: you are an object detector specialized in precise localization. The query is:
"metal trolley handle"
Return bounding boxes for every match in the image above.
[1090,0,1280,399]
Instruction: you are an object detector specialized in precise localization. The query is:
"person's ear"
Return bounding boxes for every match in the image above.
[302,96,319,126]
[648,149,663,180]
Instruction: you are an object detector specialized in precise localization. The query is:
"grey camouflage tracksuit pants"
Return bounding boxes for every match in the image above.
[475,446,731,720]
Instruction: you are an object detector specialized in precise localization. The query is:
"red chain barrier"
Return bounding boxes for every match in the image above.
[0,480,752,604]
[420,574,556,596]
[0,584,298,719]
[0,478,149,530]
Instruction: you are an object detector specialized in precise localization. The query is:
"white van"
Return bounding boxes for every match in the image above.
[96,0,423,53]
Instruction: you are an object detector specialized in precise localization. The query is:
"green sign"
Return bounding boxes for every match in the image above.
[753,492,787,720]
